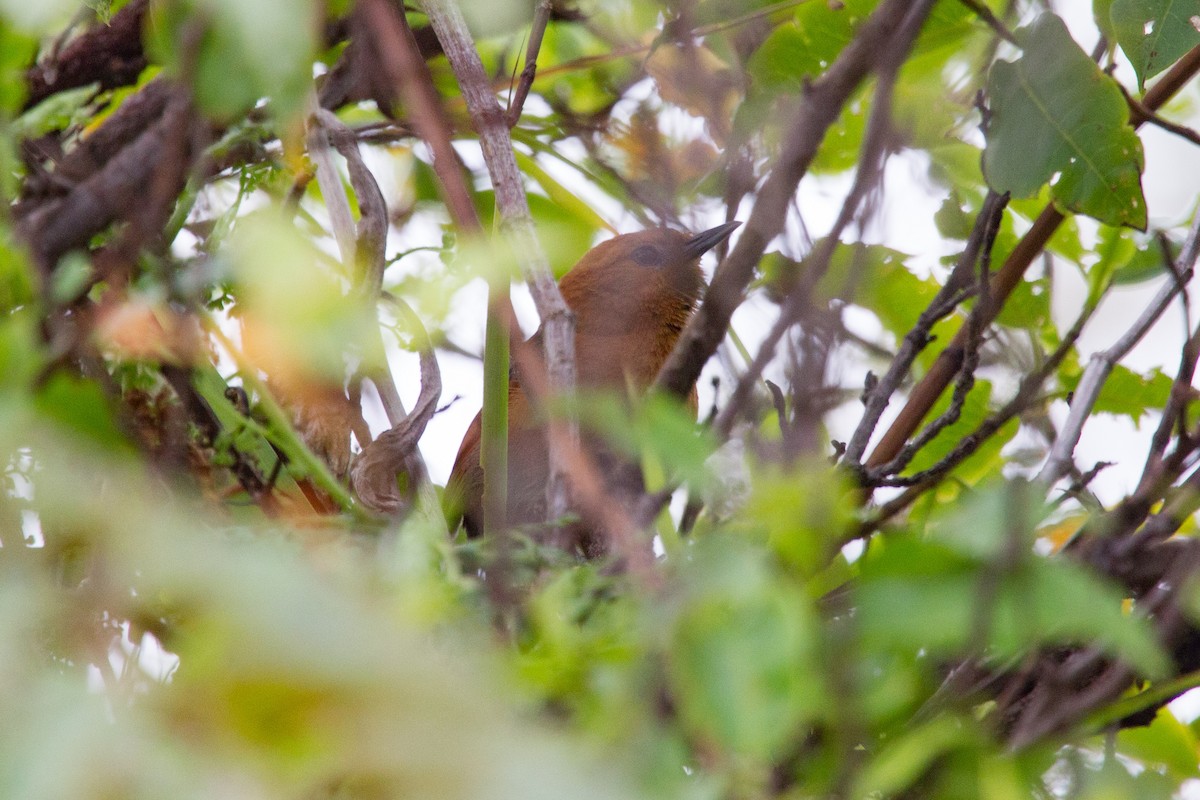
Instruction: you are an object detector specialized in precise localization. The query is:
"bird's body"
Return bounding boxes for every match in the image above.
[445,223,738,552]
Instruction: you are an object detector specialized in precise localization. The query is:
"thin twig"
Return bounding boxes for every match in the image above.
[866,190,1008,479]
[306,101,360,268]
[309,107,445,521]
[714,0,936,444]
[506,0,552,126]
[957,0,1018,45]
[655,0,938,402]
[843,191,1007,465]
[310,108,412,426]
[625,0,938,532]
[1118,82,1200,148]
[1036,204,1200,487]
[856,305,1090,528]
[873,314,1087,490]
[359,0,480,230]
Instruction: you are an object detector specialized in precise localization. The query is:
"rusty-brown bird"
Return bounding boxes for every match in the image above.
[444,222,739,553]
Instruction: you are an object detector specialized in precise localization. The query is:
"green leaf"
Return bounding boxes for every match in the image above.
[573,392,716,490]
[1061,364,1174,422]
[1115,232,1175,284]
[999,560,1169,678]
[229,212,381,380]
[667,537,825,762]
[852,717,974,798]
[513,151,610,235]
[994,276,1050,330]
[1088,225,1136,305]
[1111,0,1200,90]
[0,23,35,113]
[146,0,317,121]
[736,463,855,576]
[745,0,879,91]
[0,232,34,310]
[857,536,1171,678]
[11,83,97,140]
[934,192,974,240]
[1118,708,1200,779]
[983,13,1147,229]
[34,373,129,450]
[817,243,934,339]
[533,22,636,116]
[50,252,93,304]
[928,481,1044,561]
[1096,0,1118,40]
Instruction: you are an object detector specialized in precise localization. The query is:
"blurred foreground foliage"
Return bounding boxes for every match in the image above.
[4,0,1200,799]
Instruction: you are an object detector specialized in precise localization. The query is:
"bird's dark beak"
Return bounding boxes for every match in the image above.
[683,221,741,258]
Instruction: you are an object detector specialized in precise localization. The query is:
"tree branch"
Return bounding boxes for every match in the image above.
[711,0,934,442]
[421,0,578,525]
[865,43,1200,472]
[653,0,938,402]
[1036,204,1200,487]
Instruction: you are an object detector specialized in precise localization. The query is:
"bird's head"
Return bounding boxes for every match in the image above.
[561,222,741,312]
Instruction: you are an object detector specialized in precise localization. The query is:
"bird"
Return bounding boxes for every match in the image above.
[444,221,740,555]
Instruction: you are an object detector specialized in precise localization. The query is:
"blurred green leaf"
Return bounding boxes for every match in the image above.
[229,212,380,381]
[1118,708,1200,779]
[146,0,317,120]
[11,83,97,140]
[994,276,1049,330]
[736,463,854,576]
[853,716,975,798]
[746,0,878,91]
[1095,0,1118,40]
[574,391,716,490]
[667,536,825,762]
[1115,232,1176,284]
[34,373,129,450]
[857,535,1170,678]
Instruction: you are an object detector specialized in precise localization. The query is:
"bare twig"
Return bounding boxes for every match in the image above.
[358,0,480,230]
[1036,204,1200,487]
[307,104,360,272]
[624,0,938,532]
[506,0,552,126]
[856,306,1089,529]
[1118,82,1200,148]
[867,190,1007,479]
[309,108,411,419]
[655,0,939,403]
[843,191,1007,465]
[308,107,445,520]
[957,0,1018,45]
[714,0,937,445]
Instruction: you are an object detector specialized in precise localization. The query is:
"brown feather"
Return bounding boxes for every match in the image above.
[445,226,725,547]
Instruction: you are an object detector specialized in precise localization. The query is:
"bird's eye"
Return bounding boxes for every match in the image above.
[631,244,664,266]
